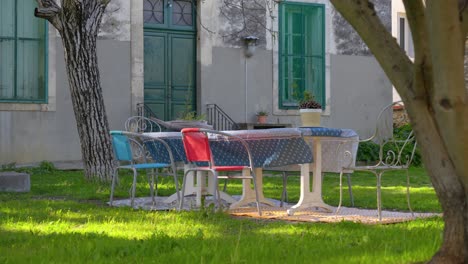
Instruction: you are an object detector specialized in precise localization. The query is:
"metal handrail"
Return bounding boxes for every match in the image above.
[136,103,159,119]
[206,104,239,131]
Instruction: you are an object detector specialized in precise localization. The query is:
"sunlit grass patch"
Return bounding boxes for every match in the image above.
[0,166,442,263]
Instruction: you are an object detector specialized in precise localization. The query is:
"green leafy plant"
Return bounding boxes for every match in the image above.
[178,111,207,121]
[0,162,16,171]
[256,110,269,116]
[298,91,322,109]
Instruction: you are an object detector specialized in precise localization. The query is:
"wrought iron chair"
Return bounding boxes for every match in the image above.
[179,128,262,215]
[125,116,162,133]
[109,131,180,207]
[337,101,417,220]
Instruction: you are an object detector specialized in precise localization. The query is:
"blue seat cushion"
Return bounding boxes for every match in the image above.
[120,163,171,169]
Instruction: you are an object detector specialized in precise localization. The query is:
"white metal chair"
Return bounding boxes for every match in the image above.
[179,128,262,215]
[125,116,162,133]
[337,101,417,220]
[109,131,180,207]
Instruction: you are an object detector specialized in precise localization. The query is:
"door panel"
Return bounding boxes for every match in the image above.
[144,34,166,85]
[170,34,195,118]
[144,32,167,119]
[144,30,195,120]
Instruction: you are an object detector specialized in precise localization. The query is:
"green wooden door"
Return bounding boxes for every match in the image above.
[143,0,196,121]
[144,32,195,121]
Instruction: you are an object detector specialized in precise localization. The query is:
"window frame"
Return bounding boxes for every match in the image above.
[397,13,414,59]
[0,1,48,104]
[278,2,325,110]
[143,0,196,32]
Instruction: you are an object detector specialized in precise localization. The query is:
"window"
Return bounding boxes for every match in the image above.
[398,14,414,59]
[279,3,325,109]
[144,0,195,30]
[0,0,47,103]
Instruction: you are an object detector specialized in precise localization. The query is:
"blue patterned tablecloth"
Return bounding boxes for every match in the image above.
[298,127,357,138]
[144,127,358,169]
[144,129,312,168]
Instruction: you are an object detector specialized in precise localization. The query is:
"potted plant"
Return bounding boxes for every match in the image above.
[256,110,269,124]
[298,91,322,127]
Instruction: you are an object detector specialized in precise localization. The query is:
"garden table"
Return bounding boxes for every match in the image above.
[144,127,357,213]
[285,128,358,215]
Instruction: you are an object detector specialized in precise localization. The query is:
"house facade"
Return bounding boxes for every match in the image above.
[391,0,414,102]
[0,0,391,165]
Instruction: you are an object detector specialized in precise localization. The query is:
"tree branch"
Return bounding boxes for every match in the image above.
[402,0,432,102]
[35,0,63,31]
[329,0,414,100]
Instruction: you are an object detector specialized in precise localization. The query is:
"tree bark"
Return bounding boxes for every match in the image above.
[330,0,468,262]
[36,0,115,182]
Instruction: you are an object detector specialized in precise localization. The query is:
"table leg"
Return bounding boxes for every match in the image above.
[229,168,275,209]
[287,138,334,215]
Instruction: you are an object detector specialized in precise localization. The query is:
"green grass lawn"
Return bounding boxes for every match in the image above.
[0,165,442,263]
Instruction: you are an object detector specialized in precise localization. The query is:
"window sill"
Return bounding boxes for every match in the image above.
[0,102,55,112]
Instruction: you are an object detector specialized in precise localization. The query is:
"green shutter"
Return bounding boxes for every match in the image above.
[0,0,15,99]
[279,3,325,109]
[0,0,46,102]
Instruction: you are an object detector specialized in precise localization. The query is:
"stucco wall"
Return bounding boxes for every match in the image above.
[324,54,392,138]
[200,0,392,136]
[200,47,274,124]
[0,39,131,165]
[1,0,392,165]
[199,46,391,136]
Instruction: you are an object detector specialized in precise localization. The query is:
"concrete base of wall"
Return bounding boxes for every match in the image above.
[0,172,31,192]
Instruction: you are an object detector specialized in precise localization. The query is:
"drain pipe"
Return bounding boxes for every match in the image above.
[244,57,248,123]
[243,36,258,123]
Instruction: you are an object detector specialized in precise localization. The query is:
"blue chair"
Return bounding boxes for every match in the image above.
[109,131,180,207]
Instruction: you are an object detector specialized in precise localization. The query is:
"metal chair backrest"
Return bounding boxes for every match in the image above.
[363,101,417,168]
[110,131,133,162]
[181,128,212,163]
[125,116,162,133]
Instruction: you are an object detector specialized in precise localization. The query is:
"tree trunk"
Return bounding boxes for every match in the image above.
[35,0,115,182]
[329,0,468,262]
[60,27,115,182]
[407,100,467,264]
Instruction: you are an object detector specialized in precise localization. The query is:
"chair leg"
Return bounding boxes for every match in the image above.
[147,169,156,205]
[346,173,354,207]
[223,178,228,192]
[172,168,180,204]
[376,171,382,221]
[211,171,220,209]
[131,168,138,208]
[280,171,288,207]
[336,171,344,215]
[178,171,190,211]
[109,168,118,206]
[406,169,413,216]
[154,169,159,201]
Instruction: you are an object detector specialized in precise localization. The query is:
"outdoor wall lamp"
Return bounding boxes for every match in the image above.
[243,36,259,57]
